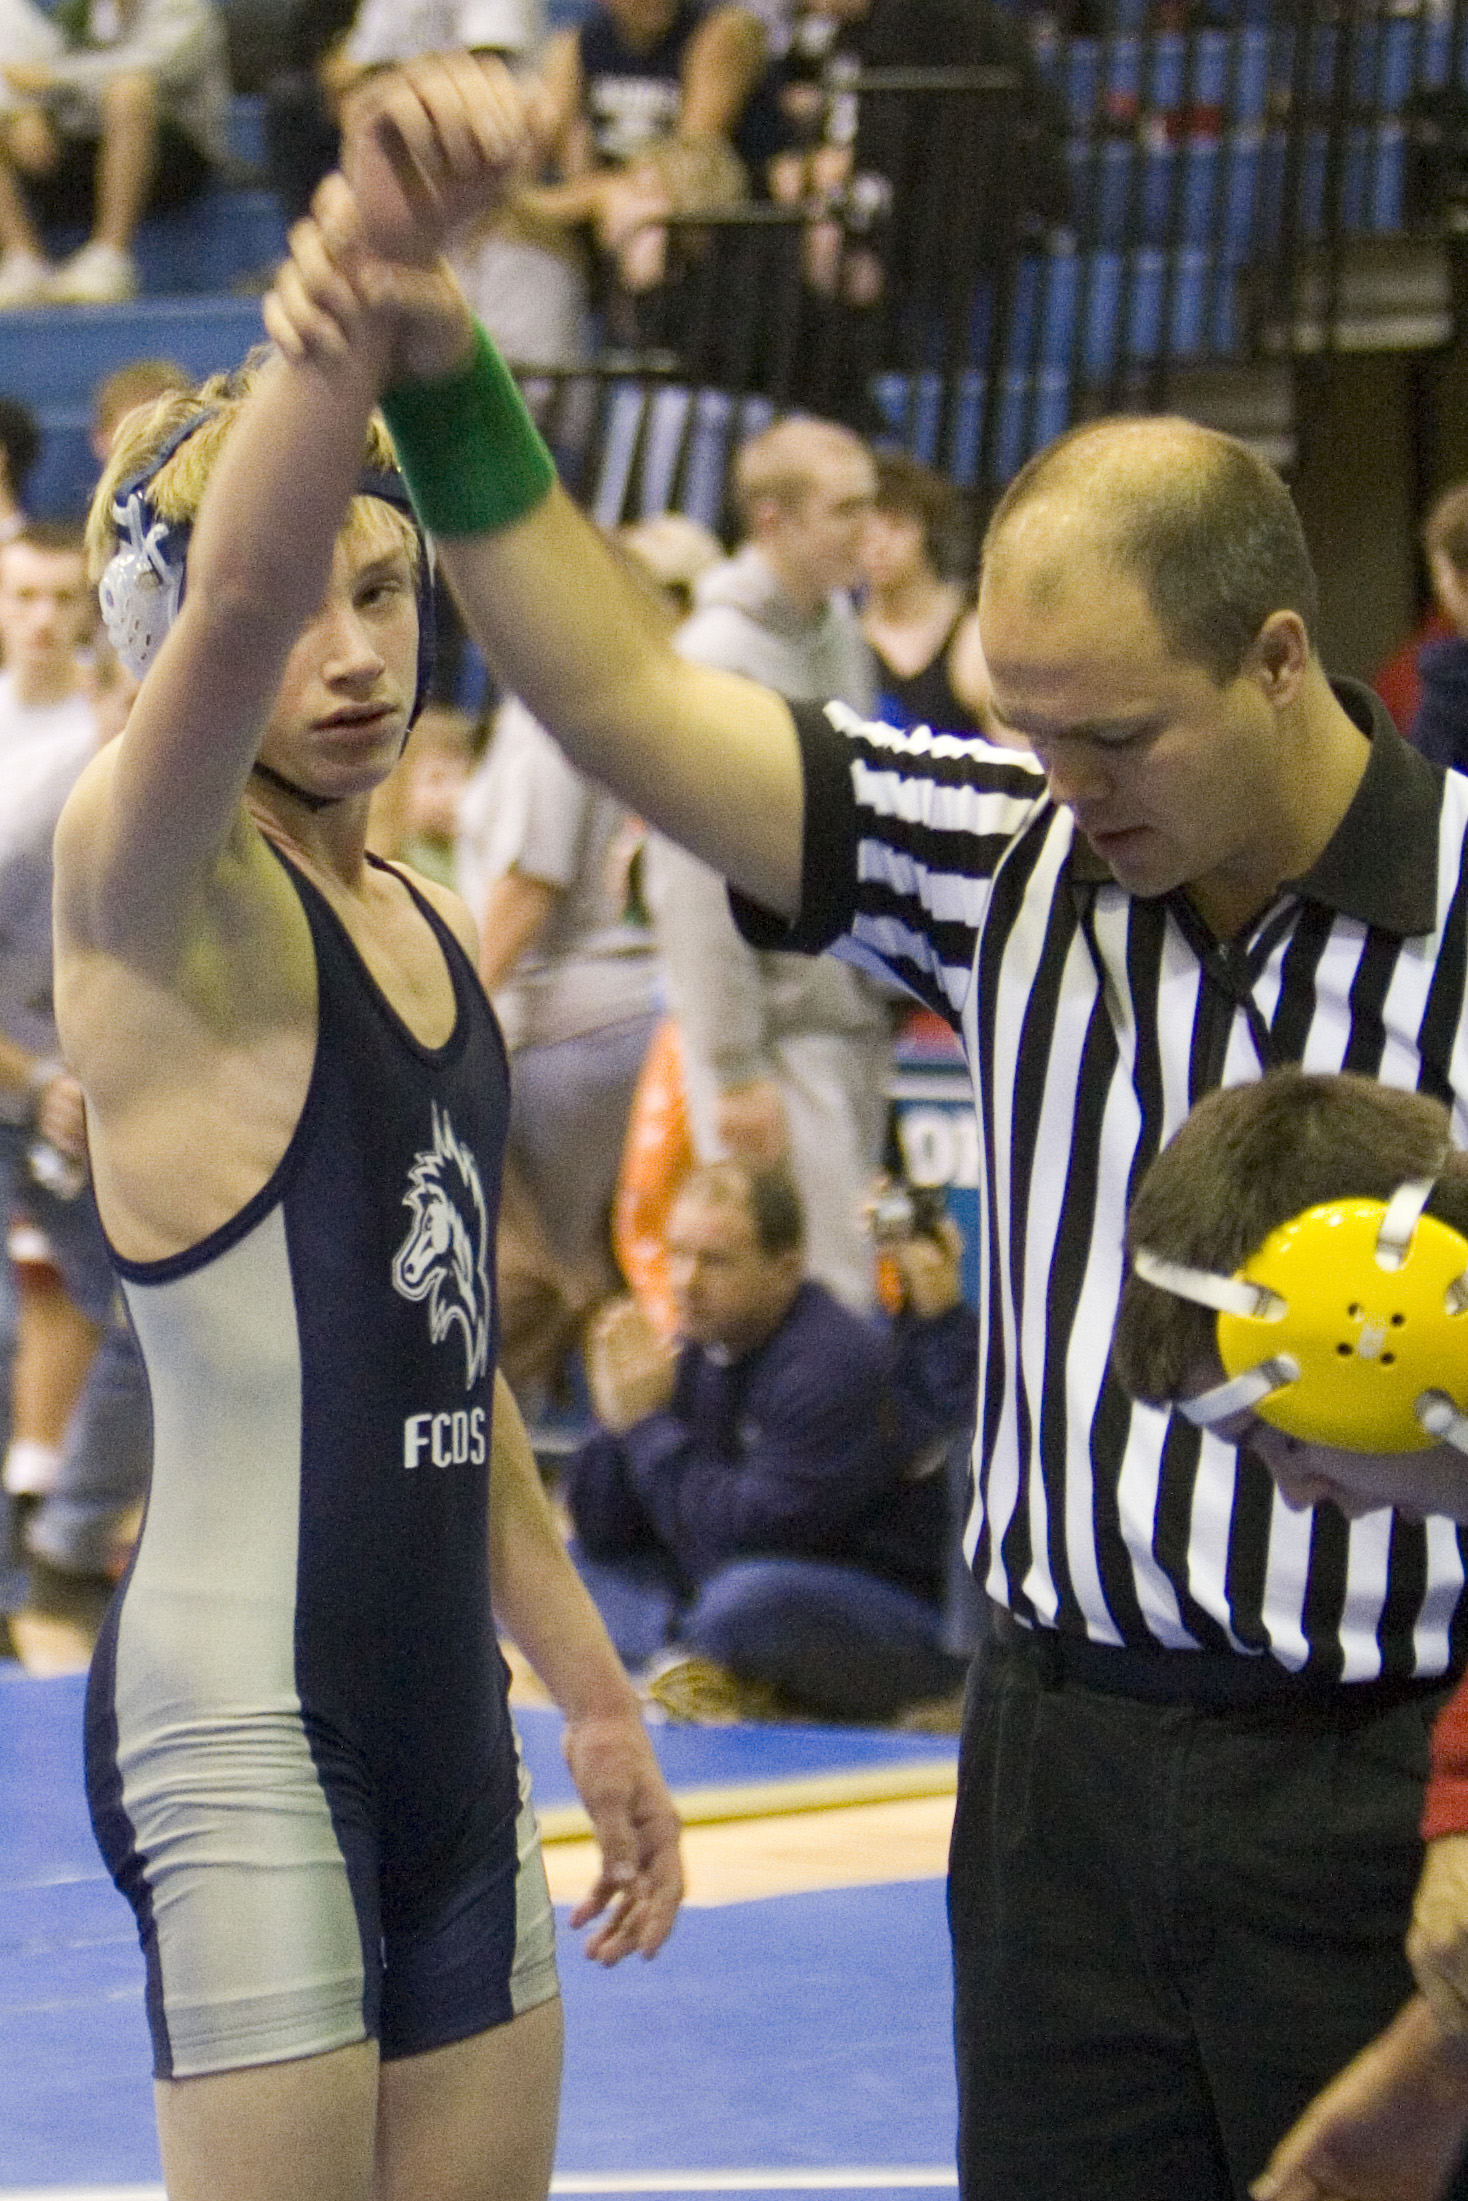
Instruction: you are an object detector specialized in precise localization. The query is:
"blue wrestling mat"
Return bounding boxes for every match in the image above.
[0,1671,957,2196]
[512,1703,958,1835]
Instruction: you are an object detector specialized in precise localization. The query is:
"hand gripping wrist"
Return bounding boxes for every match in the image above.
[380,320,556,539]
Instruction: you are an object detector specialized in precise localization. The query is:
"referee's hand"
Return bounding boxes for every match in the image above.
[1410,1834,1468,2040]
[1251,1994,1468,2201]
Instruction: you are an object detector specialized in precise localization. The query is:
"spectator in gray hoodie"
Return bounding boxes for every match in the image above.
[646,414,892,1313]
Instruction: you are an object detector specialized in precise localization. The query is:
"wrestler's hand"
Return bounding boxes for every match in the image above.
[341,51,532,265]
[1251,1996,1468,2201]
[562,1711,683,1963]
[263,171,476,387]
[1411,1835,1468,2038]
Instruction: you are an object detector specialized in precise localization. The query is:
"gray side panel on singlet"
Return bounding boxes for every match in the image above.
[115,1206,367,2076]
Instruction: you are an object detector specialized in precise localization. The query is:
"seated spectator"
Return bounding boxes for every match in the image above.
[857,449,991,736]
[260,0,545,224]
[769,0,1066,423]
[255,0,358,225]
[330,5,594,375]
[565,1158,977,1723]
[1410,479,1468,775]
[520,0,774,347]
[0,0,231,307]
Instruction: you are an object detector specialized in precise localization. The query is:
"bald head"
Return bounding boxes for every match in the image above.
[982,417,1319,685]
[734,417,874,529]
[731,415,876,613]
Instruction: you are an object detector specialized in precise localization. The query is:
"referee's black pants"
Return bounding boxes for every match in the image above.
[949,1621,1468,2201]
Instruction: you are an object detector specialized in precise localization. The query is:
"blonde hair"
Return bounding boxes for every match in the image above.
[85,349,417,585]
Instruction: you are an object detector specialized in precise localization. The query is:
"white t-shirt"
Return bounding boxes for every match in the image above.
[456,697,660,1052]
[345,0,547,65]
[0,676,99,1056]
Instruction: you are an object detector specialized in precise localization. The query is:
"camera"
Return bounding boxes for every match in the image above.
[868,1178,949,1245]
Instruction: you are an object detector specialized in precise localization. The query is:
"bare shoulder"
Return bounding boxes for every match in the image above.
[55,740,297,968]
[52,739,119,924]
[55,802,321,1264]
[379,859,479,962]
[54,750,313,1114]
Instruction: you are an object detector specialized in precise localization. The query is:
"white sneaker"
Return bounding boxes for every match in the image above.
[3,1440,61,1497]
[50,240,137,304]
[0,251,52,308]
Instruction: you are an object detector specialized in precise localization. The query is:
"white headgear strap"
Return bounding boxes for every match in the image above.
[1375,1176,1437,1269]
[98,486,188,679]
[96,407,214,680]
[1177,1355,1302,1428]
[1417,1390,1468,1455]
[1130,1246,1285,1322]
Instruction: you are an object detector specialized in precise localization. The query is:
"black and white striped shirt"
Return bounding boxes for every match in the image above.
[736,680,1468,1680]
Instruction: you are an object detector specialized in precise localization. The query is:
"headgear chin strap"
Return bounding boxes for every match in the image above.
[98,411,207,680]
[97,419,437,727]
[1133,1176,1468,1455]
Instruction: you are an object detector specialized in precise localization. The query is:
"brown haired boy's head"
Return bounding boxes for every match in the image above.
[1112,1069,1464,1409]
[85,352,416,589]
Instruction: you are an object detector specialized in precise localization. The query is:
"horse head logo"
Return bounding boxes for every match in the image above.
[391,1104,491,1391]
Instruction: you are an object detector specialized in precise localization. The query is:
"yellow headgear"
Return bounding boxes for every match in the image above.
[1133,1179,1468,1453]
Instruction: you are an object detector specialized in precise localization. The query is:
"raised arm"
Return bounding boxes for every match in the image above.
[58,331,391,965]
[279,55,805,918]
[429,485,802,914]
[677,4,767,141]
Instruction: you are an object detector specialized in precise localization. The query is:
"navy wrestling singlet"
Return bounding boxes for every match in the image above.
[85,846,558,2079]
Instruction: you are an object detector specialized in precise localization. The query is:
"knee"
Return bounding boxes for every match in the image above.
[4,108,56,175]
[684,1560,806,1669]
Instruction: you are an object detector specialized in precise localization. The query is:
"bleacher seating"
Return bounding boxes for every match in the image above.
[10,295,267,516]
[0,3,1464,530]
[848,1,1468,500]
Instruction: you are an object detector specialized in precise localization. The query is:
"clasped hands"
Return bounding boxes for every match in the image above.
[263,51,537,378]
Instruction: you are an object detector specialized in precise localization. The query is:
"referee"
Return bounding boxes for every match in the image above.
[272,78,1468,2199]
[734,417,1468,2201]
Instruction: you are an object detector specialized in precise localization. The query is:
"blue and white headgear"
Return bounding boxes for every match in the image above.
[97,410,438,725]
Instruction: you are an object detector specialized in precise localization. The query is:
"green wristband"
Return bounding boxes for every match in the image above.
[380,320,556,539]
